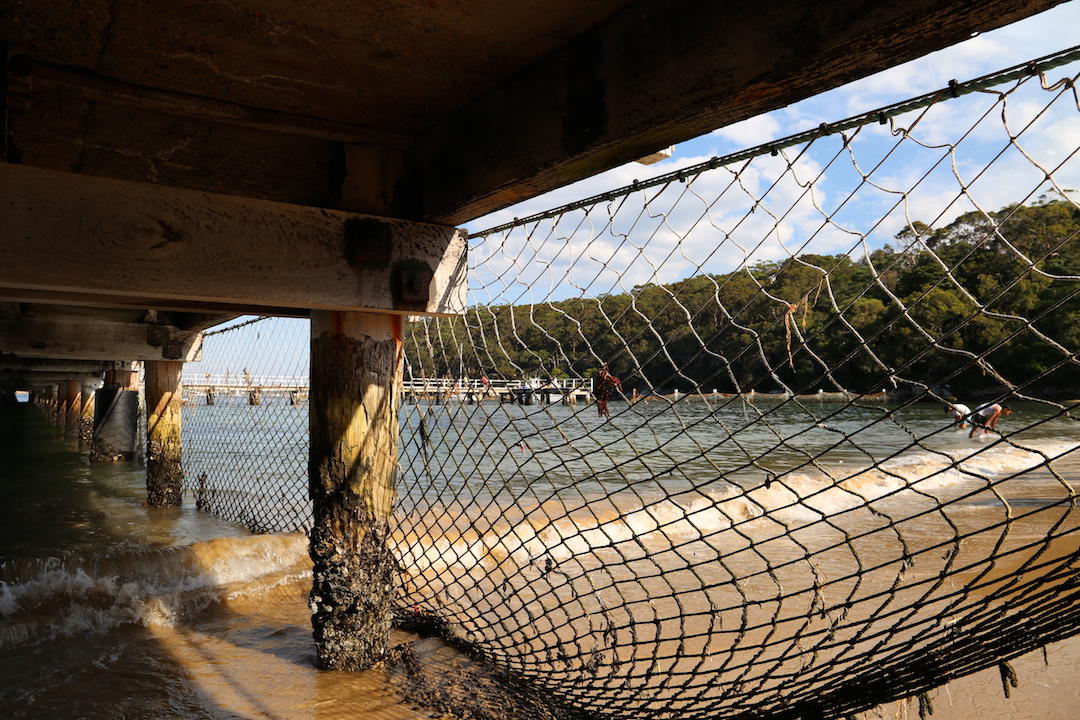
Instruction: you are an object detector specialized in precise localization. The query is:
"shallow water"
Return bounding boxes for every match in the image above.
[1,401,1078,719]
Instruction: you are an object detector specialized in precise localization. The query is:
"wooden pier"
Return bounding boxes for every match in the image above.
[180,375,594,405]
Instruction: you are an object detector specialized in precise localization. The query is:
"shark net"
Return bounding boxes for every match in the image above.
[183,48,1080,719]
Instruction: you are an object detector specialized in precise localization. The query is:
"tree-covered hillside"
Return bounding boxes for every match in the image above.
[408,198,1079,397]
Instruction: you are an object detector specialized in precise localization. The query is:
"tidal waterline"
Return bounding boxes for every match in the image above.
[0,399,1077,718]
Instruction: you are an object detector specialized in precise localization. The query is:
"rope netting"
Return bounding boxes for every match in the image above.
[182,317,310,532]
[183,48,1080,720]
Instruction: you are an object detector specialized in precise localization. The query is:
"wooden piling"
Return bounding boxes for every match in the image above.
[80,382,96,443]
[145,361,184,507]
[56,383,69,426]
[91,368,140,462]
[308,310,402,670]
[62,379,81,438]
[47,384,59,424]
[308,144,408,671]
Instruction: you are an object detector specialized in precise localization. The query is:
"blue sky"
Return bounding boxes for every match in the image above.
[462,2,1080,308]
[191,3,1080,378]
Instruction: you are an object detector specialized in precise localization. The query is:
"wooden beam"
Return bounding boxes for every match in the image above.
[169,313,244,333]
[0,372,103,386]
[0,163,467,316]
[0,287,302,319]
[0,359,127,374]
[0,314,202,361]
[407,0,1065,224]
[32,62,413,148]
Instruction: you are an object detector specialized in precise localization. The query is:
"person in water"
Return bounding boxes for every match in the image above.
[595,363,622,418]
[945,401,972,429]
[968,401,1012,438]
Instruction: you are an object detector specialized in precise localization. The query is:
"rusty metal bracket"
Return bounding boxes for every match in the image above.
[146,325,170,348]
[146,324,195,360]
[391,261,434,311]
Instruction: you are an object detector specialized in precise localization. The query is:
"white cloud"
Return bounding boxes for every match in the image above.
[712,114,782,147]
[838,35,1012,113]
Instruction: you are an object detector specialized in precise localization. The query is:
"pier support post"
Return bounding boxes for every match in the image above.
[308,310,402,670]
[145,361,184,506]
[80,381,97,444]
[91,368,140,462]
[308,144,408,671]
[47,384,59,424]
[56,382,69,427]
[62,380,81,438]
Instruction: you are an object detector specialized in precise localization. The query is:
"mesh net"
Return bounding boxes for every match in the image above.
[183,317,310,533]
[183,49,1080,720]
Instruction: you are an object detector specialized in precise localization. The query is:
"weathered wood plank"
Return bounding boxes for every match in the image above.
[2,0,624,138]
[33,63,413,147]
[408,0,1065,224]
[0,164,467,316]
[0,315,202,361]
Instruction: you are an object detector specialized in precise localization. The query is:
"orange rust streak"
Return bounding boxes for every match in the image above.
[391,314,403,365]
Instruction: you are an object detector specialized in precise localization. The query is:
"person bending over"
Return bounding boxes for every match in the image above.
[944,402,971,429]
[968,402,1012,438]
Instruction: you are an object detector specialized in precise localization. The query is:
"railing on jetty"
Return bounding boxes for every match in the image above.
[183,375,306,394]
[180,374,595,404]
[402,376,593,403]
[180,50,1080,720]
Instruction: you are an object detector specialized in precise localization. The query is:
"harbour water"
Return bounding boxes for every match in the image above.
[1,399,1078,719]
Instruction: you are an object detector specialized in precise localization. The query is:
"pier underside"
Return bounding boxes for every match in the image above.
[0,0,1068,697]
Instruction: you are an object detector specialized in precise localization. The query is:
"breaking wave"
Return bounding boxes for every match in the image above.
[0,534,309,649]
[393,438,1080,573]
